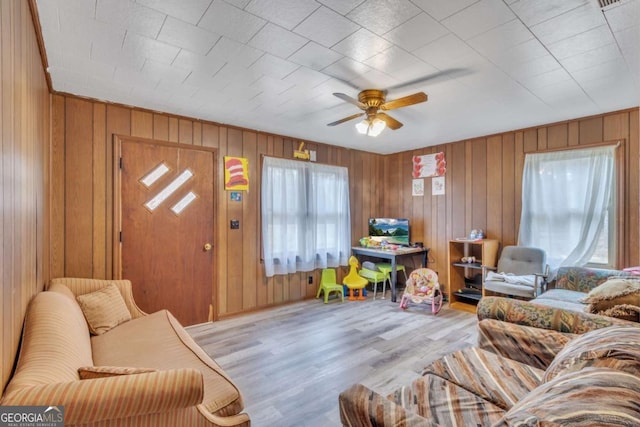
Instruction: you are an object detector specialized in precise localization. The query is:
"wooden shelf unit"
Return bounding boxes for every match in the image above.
[447,239,500,312]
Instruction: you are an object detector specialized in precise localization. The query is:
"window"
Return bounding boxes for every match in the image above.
[518,145,616,271]
[261,157,351,277]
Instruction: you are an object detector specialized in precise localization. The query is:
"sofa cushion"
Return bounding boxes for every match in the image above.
[91,309,243,415]
[76,284,132,335]
[423,347,543,410]
[78,366,157,380]
[580,277,640,316]
[2,291,93,397]
[544,325,640,381]
[389,374,505,426]
[497,367,640,426]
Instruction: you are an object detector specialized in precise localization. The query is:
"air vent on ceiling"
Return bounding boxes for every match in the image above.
[598,0,621,9]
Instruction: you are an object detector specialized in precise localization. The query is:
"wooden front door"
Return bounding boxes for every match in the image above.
[117,137,215,326]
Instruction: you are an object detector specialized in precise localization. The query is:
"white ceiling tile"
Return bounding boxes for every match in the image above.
[508,54,562,79]
[223,0,252,9]
[172,49,226,75]
[40,0,96,19]
[288,42,343,70]
[283,67,331,87]
[560,43,622,73]
[141,60,191,84]
[413,34,475,69]
[546,25,615,60]
[248,23,308,59]
[410,0,479,20]
[198,0,266,44]
[245,0,320,30]
[442,0,516,40]
[316,0,365,15]
[250,75,295,95]
[123,32,181,64]
[332,29,392,61]
[157,17,221,55]
[250,53,299,79]
[91,33,146,71]
[183,69,218,88]
[58,8,124,46]
[383,13,449,52]
[322,57,372,83]
[136,0,212,25]
[294,6,360,48]
[364,46,422,74]
[347,0,421,35]
[518,68,572,91]
[350,68,399,89]
[115,66,161,89]
[604,0,639,32]
[530,3,605,45]
[385,61,440,86]
[468,19,533,59]
[95,0,166,39]
[208,37,264,67]
[571,57,631,85]
[490,38,549,69]
[507,0,588,27]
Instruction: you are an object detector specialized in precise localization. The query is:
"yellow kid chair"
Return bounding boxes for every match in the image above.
[317,268,344,304]
[343,256,368,301]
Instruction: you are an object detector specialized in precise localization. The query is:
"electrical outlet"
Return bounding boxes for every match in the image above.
[308,276,313,284]
[230,220,240,229]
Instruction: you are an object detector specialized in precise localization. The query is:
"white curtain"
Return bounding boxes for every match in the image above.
[261,157,351,277]
[518,146,615,272]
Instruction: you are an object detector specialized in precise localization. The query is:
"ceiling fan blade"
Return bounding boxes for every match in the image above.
[333,93,366,109]
[376,113,403,130]
[380,92,428,111]
[387,68,472,91]
[327,112,365,127]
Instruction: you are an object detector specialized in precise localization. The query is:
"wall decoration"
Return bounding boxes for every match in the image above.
[224,156,249,191]
[293,141,310,160]
[412,152,446,177]
[412,179,424,196]
[432,176,445,195]
[230,191,242,202]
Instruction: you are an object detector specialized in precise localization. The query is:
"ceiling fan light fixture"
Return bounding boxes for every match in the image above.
[356,118,386,137]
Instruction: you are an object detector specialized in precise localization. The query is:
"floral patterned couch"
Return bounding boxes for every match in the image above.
[338,267,640,426]
[339,316,640,426]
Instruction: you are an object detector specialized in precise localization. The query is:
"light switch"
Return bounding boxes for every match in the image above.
[230,220,240,229]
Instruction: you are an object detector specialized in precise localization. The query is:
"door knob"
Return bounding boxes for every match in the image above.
[203,243,212,251]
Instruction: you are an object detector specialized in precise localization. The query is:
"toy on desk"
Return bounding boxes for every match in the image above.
[343,256,368,301]
[399,268,443,314]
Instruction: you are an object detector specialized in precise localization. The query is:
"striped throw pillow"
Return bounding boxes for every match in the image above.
[500,367,640,426]
[76,284,132,335]
[544,325,640,382]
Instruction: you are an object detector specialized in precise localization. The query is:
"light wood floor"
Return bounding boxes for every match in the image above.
[187,295,478,427]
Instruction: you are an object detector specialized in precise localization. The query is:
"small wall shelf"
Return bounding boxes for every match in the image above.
[447,239,500,313]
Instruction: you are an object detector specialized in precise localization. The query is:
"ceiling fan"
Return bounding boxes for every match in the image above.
[327,89,428,137]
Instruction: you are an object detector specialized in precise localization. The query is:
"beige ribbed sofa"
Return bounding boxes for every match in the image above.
[0,278,250,427]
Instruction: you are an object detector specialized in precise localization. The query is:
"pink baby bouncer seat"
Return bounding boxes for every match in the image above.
[399,268,443,314]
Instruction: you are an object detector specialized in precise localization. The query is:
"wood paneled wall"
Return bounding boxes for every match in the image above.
[384,109,640,291]
[1,1,50,389]
[50,94,385,319]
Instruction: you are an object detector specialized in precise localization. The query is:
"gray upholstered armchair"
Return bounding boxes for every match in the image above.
[482,246,549,299]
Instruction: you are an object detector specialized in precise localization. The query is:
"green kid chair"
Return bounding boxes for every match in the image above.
[359,261,391,299]
[317,268,344,303]
[376,263,408,285]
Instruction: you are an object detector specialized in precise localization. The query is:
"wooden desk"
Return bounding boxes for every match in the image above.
[351,246,429,302]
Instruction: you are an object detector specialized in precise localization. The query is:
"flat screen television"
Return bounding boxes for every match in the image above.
[368,218,410,245]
